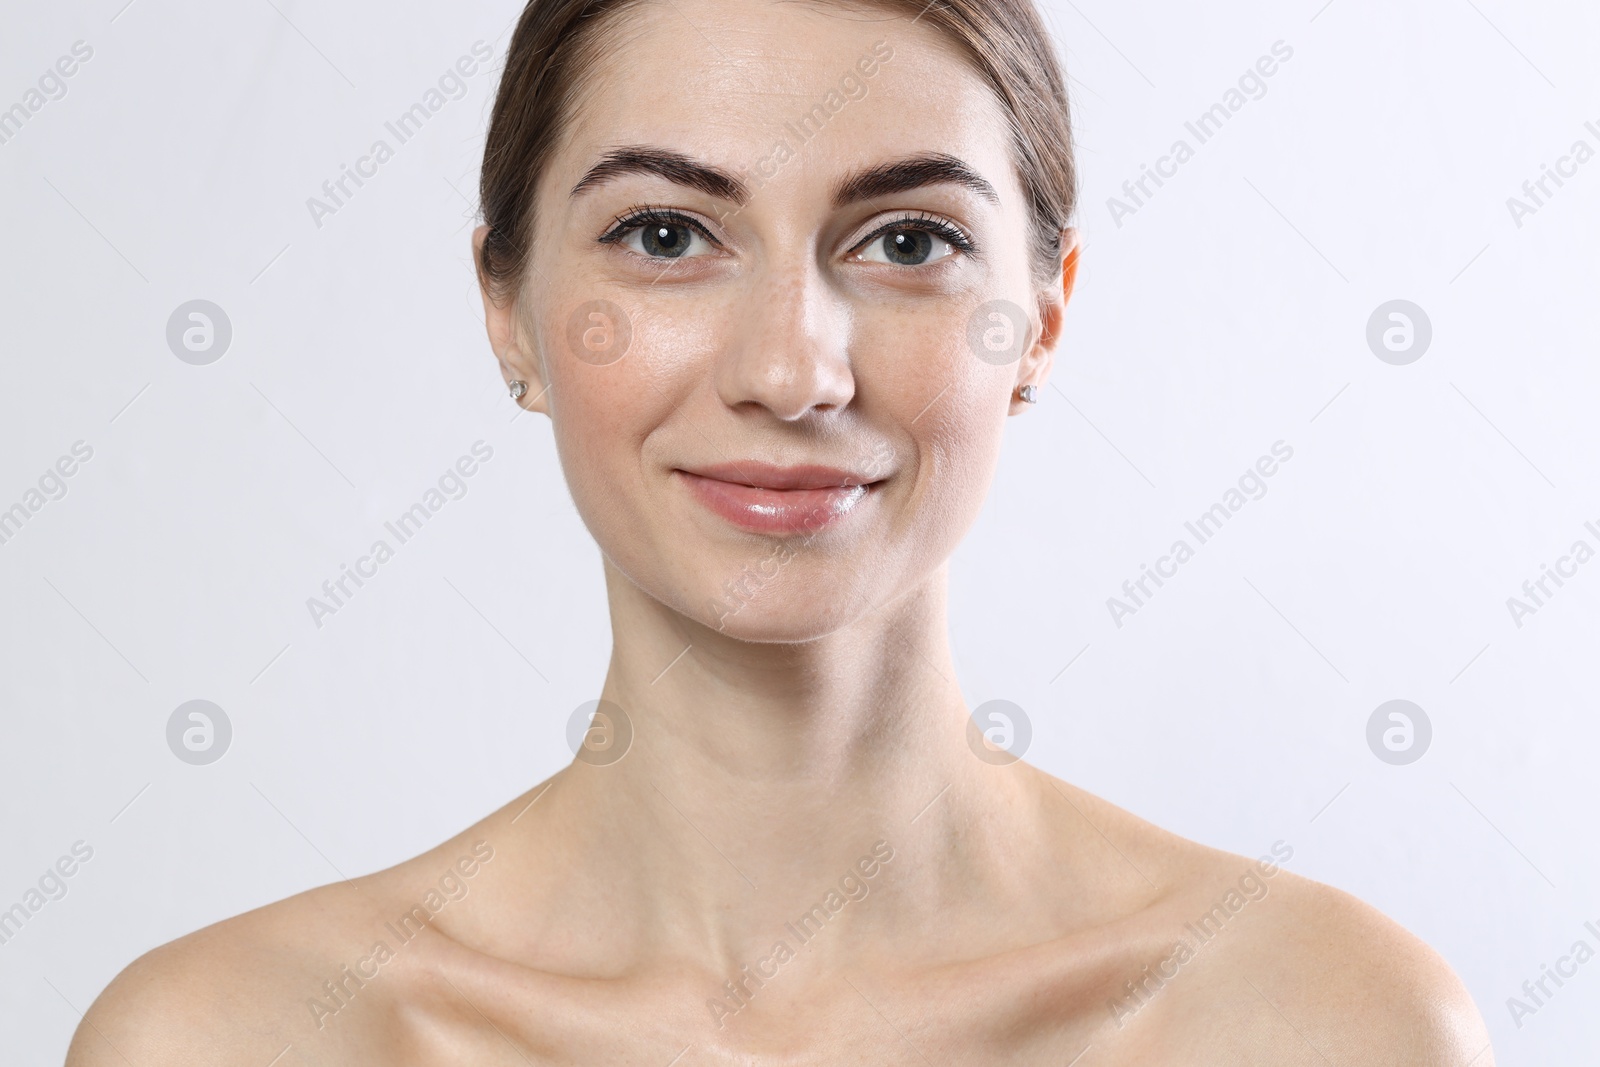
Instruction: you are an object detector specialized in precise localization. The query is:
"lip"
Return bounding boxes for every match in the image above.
[675,462,881,535]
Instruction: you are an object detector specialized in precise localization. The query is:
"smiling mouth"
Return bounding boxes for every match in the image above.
[674,462,882,535]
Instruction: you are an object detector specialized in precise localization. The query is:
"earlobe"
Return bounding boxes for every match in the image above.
[496,331,550,414]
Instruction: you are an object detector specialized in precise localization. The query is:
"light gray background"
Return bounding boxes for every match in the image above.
[2,0,1596,1062]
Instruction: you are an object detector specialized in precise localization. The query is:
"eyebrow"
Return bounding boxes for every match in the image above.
[570,147,750,205]
[831,153,1000,209]
[570,145,1000,211]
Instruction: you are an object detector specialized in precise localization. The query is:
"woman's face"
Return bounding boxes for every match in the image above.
[482,0,1072,641]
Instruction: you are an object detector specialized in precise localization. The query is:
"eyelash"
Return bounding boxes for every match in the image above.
[596,206,978,261]
[854,211,978,258]
[599,205,720,249]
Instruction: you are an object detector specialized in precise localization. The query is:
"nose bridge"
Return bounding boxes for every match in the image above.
[714,254,853,420]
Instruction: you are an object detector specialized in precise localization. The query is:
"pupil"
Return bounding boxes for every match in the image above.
[885,229,932,265]
[644,224,689,258]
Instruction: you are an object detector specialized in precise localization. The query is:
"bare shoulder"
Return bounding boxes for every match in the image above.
[64,827,504,1067]
[64,874,376,1066]
[1228,866,1495,1065]
[1033,775,1494,1064]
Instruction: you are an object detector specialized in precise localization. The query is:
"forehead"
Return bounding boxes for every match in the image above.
[555,0,1017,193]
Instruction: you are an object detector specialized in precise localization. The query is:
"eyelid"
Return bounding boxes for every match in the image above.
[847,211,977,258]
[596,205,978,264]
[599,204,725,249]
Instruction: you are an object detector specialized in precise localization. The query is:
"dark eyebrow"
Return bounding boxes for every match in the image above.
[831,153,1001,208]
[569,147,999,213]
[570,145,749,205]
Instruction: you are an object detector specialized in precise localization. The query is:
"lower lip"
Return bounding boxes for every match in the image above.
[677,471,873,535]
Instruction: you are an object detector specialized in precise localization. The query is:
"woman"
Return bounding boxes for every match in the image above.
[70,0,1495,1062]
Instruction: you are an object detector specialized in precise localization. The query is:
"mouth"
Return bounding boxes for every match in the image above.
[674,461,884,536]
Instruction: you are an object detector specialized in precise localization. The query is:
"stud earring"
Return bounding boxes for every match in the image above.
[1017,384,1039,404]
[509,380,528,400]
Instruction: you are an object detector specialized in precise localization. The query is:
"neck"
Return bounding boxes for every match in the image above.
[498,557,1063,977]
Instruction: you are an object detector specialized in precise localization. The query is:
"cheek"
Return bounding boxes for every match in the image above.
[852,307,1012,565]
[859,306,1009,486]
[550,368,644,477]
[534,293,710,545]
[531,281,1015,637]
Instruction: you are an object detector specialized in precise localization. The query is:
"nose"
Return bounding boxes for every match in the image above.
[714,261,855,421]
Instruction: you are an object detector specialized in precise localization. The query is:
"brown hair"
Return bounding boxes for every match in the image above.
[477,0,1076,300]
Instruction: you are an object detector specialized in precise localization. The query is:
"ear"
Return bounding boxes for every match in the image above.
[473,224,549,414]
[1012,227,1080,414]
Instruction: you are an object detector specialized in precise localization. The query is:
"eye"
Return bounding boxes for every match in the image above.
[851,214,974,267]
[601,208,718,260]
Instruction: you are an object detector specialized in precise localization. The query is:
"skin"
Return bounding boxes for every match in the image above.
[67,1,1496,1064]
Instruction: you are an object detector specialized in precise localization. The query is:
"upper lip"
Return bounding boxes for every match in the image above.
[678,461,881,490]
